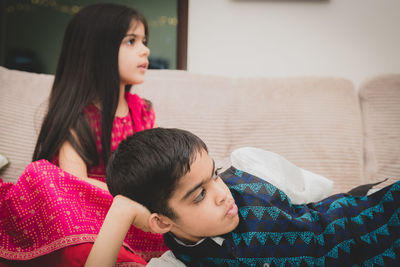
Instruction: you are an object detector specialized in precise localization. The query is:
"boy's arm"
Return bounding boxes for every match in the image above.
[85,195,152,267]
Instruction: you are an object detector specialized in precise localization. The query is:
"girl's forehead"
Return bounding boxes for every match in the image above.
[127,20,145,34]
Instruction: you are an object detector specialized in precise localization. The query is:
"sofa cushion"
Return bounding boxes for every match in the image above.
[136,70,362,193]
[0,67,52,183]
[359,74,400,186]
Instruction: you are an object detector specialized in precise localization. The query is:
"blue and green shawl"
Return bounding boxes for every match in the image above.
[164,167,400,266]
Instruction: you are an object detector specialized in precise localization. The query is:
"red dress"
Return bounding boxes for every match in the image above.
[0,93,168,266]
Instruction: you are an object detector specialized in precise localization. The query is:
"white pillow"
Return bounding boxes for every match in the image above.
[230,147,334,204]
[0,154,9,171]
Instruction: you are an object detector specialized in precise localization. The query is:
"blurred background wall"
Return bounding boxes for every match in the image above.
[187,0,400,85]
[0,0,177,73]
[1,0,399,86]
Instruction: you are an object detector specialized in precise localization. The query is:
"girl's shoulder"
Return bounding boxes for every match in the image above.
[125,92,150,108]
[83,103,100,115]
[125,92,153,113]
[125,92,155,131]
[83,103,101,123]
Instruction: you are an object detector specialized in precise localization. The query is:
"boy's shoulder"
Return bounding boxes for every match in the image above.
[220,166,267,188]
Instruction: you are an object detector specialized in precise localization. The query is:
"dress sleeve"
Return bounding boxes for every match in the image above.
[125,92,156,132]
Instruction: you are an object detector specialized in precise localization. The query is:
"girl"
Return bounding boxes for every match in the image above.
[33,3,153,190]
[0,3,167,266]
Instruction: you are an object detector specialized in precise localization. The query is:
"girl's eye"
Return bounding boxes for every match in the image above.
[126,39,135,45]
[194,189,206,203]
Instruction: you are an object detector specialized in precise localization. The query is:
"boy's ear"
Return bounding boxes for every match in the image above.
[148,213,173,234]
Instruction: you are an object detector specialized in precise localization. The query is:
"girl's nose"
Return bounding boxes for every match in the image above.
[140,44,150,57]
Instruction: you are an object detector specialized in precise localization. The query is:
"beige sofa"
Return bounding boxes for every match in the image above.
[0,66,399,194]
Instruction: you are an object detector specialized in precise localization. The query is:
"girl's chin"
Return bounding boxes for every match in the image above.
[128,78,145,85]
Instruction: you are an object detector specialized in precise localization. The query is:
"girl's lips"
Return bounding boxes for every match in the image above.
[138,64,148,72]
[227,203,238,216]
[138,62,148,71]
[140,62,148,67]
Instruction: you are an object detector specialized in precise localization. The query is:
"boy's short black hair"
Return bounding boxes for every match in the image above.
[106,128,208,219]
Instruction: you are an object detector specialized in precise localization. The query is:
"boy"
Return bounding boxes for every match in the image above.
[86,128,400,266]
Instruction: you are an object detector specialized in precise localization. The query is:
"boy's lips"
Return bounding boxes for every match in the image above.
[226,202,238,216]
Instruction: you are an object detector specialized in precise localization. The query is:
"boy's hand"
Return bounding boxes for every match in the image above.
[113,195,154,233]
[86,195,153,267]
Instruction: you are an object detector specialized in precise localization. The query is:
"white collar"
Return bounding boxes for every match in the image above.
[172,235,225,247]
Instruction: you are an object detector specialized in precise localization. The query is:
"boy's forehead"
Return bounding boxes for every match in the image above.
[173,149,213,199]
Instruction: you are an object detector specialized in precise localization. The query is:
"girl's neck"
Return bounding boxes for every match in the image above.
[93,85,129,118]
[115,85,129,118]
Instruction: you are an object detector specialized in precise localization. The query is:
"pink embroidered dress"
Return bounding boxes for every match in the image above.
[0,93,168,263]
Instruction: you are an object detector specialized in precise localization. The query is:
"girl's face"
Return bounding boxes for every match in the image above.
[119,21,150,87]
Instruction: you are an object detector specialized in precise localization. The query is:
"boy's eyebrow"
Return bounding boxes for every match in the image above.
[181,159,215,201]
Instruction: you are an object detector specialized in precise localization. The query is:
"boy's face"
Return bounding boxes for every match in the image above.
[166,149,239,244]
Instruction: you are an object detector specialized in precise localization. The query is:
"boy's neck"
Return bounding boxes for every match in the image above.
[169,232,200,245]
[168,232,225,247]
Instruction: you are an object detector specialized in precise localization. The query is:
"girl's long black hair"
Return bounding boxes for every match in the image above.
[33,3,148,168]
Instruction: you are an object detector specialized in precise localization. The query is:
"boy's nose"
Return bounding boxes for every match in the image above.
[215,185,227,205]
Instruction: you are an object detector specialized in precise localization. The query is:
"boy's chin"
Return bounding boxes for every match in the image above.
[172,214,240,244]
[229,214,240,231]
[216,214,241,236]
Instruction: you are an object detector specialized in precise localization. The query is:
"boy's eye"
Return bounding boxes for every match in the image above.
[194,189,206,203]
[213,167,222,179]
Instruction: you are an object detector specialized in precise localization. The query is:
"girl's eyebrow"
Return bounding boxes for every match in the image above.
[181,160,215,201]
[124,33,146,39]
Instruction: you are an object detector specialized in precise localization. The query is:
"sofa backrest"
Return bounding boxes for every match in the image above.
[4,67,395,194]
[0,67,53,183]
[135,70,363,193]
[359,74,400,186]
